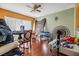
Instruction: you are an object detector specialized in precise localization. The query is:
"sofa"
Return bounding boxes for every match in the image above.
[49,44,79,56]
[0,41,18,56]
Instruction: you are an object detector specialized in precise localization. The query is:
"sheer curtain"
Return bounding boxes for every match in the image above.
[4,16,32,31]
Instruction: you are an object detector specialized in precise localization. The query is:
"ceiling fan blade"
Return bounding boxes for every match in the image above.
[30,9,36,12]
[36,10,41,12]
[34,5,41,9]
[38,5,41,8]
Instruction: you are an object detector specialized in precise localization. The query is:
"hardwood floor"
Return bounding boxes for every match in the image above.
[22,39,53,56]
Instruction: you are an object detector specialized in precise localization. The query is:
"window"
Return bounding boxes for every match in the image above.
[4,16,32,31]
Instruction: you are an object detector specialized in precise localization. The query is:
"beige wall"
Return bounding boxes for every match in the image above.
[36,8,75,36]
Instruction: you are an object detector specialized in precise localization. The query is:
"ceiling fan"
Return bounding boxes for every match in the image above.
[26,4,42,12]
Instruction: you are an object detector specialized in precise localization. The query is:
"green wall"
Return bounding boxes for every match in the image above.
[36,8,75,36]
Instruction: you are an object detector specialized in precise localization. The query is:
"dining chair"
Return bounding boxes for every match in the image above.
[23,30,32,49]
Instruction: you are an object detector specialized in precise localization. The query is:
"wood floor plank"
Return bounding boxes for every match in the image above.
[22,39,53,56]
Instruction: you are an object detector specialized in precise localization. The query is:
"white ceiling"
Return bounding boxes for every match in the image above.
[0,3,75,18]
